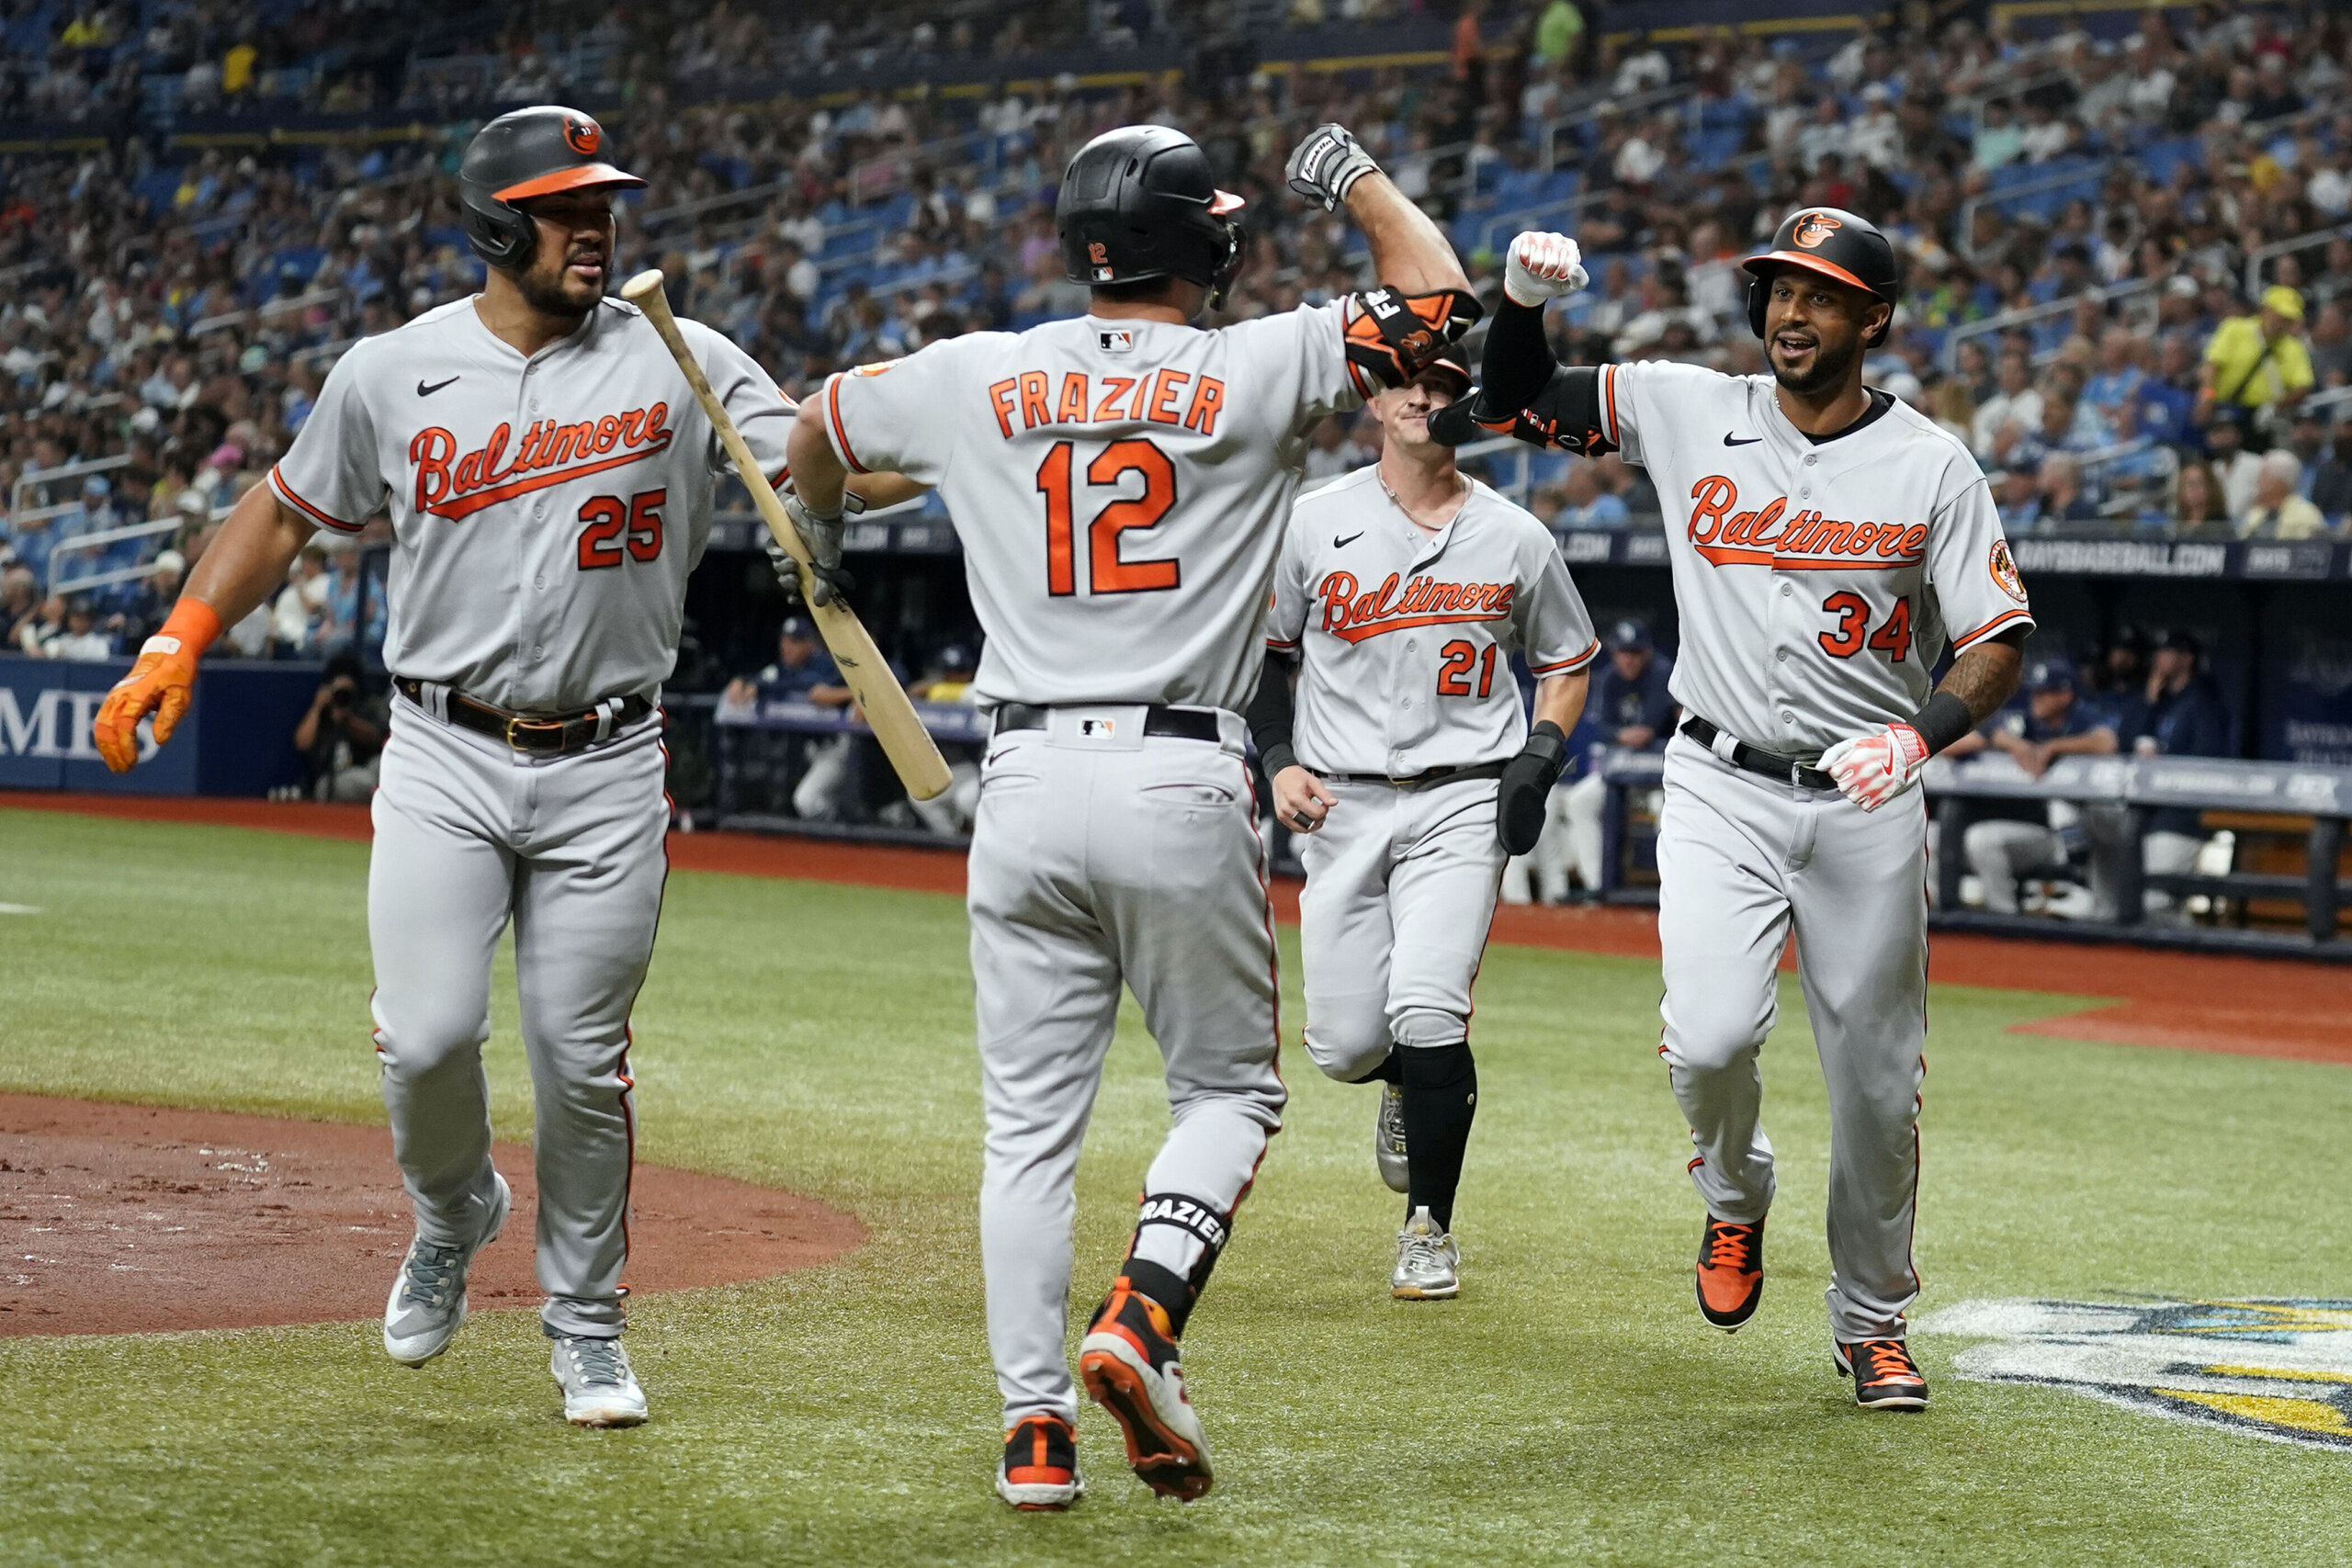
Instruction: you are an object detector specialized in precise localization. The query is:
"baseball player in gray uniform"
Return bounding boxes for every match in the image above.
[93,107,908,1427]
[1440,216,2030,1409]
[1250,350,1595,1301]
[784,123,1475,1506]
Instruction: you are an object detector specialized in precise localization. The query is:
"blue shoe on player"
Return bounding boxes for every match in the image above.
[382,1172,510,1367]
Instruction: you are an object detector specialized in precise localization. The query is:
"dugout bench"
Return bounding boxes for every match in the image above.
[1589,747,2352,960]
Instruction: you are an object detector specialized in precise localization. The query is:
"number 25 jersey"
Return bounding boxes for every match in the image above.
[269,295,794,713]
[1600,359,2033,754]
[818,304,1362,712]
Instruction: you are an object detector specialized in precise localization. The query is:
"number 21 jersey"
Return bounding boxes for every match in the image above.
[818,304,1362,711]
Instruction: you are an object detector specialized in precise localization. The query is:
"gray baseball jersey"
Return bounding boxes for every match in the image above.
[1598,357,2032,1347]
[819,300,1374,1431]
[1265,468,1598,776]
[1600,360,2032,754]
[819,303,1361,712]
[277,290,797,1361]
[269,294,793,712]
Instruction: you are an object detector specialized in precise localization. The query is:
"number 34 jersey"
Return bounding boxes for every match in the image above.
[819,304,1362,712]
[1600,359,2034,754]
[269,295,793,714]
[1265,468,1599,777]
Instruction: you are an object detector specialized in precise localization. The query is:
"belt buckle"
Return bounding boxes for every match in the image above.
[504,714,566,751]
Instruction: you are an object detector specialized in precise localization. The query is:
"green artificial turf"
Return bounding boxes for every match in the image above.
[1,805,2346,1566]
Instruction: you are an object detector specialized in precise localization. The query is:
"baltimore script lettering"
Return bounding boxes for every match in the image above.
[411,402,674,521]
[1317,570,1517,644]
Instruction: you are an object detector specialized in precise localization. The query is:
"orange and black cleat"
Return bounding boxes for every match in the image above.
[995,1413,1083,1509]
[1078,1279,1214,1502]
[1696,1215,1765,1332]
[1835,1337,1929,1409]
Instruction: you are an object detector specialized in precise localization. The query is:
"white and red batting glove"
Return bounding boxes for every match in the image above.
[1504,232,1589,307]
[1819,723,1929,812]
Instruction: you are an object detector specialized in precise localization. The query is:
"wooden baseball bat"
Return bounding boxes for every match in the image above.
[620,268,953,802]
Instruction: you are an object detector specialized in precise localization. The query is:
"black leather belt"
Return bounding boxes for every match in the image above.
[991,703,1223,742]
[396,676,652,755]
[1322,760,1511,793]
[1680,716,1835,791]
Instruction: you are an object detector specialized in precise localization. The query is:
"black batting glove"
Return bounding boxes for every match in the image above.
[1497,720,1569,855]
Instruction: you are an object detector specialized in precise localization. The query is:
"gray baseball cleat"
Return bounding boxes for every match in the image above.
[1391,1206,1461,1300]
[382,1172,511,1366]
[549,1332,649,1427]
[1374,1082,1410,1193]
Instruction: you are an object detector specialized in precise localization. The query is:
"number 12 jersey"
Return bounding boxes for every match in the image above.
[818,303,1363,711]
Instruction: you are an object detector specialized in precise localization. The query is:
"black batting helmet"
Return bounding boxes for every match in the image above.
[1057,126,1245,308]
[1741,207,1902,348]
[458,106,644,269]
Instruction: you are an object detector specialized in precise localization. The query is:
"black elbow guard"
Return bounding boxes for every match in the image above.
[1433,367,1617,455]
[1342,287,1483,392]
[1512,366,1617,456]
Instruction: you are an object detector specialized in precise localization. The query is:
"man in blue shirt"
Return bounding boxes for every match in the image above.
[1512,617,1676,903]
[718,615,856,819]
[2081,327,2145,428]
[1951,655,2119,915]
[2089,629,2233,921]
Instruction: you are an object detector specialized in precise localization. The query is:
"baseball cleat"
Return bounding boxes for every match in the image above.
[1695,1214,1765,1332]
[549,1333,649,1427]
[996,1414,1084,1510]
[1374,1081,1410,1193]
[1835,1337,1929,1409]
[1391,1206,1461,1300]
[382,1172,511,1366]
[1079,1280,1213,1501]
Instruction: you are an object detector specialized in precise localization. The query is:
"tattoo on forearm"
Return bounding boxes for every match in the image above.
[1939,642,2024,726]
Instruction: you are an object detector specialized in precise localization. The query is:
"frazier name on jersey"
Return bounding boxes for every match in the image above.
[1685,474,1928,570]
[1317,570,1517,643]
[988,368,1227,438]
[410,403,675,521]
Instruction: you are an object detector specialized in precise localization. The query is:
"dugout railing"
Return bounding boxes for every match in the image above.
[1591,748,2352,960]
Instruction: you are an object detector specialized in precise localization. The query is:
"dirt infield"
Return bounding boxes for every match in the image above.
[0,1095,863,1337]
[9,791,2347,1064]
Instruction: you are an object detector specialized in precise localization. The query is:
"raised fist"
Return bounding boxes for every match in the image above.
[1504,232,1589,308]
[1286,123,1381,212]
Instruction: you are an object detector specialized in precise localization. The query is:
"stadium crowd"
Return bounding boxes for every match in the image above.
[4,0,2352,681]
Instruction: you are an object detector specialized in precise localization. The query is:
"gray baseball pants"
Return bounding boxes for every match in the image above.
[1297,773,1505,1081]
[368,695,668,1339]
[1656,730,1928,1344]
[968,706,1285,1427]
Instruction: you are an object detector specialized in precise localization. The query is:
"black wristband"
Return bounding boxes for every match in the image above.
[1907,690,1975,756]
[1261,742,1298,780]
[1521,718,1568,763]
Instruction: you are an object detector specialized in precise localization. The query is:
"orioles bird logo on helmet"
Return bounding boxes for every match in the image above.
[563,114,602,156]
[1792,212,1842,249]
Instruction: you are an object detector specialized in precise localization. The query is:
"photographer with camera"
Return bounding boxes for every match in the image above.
[293,650,388,802]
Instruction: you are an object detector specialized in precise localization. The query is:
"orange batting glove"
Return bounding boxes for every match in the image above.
[92,598,221,772]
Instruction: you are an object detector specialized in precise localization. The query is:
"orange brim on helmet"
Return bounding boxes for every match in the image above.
[496,163,647,201]
[1740,250,1873,295]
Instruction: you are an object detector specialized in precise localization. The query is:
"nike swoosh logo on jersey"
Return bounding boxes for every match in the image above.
[418,377,459,397]
[1334,532,1363,547]
[1722,433,1761,446]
